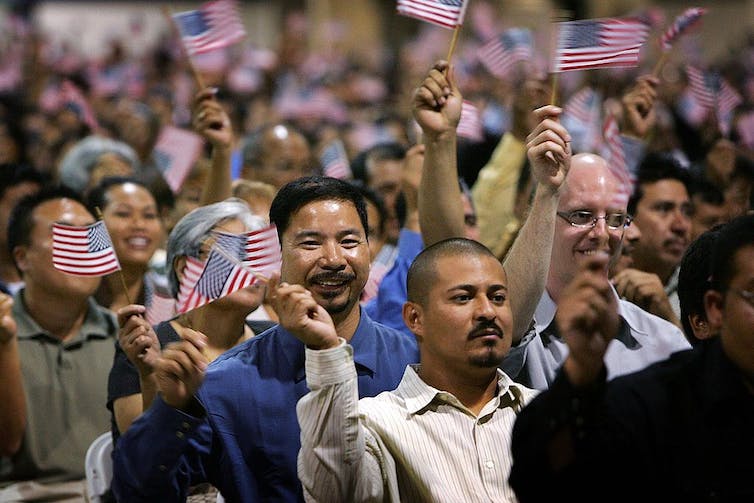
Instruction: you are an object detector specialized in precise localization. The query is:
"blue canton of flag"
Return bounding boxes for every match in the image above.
[478,28,532,78]
[212,231,247,261]
[88,222,115,252]
[194,251,235,299]
[175,11,211,37]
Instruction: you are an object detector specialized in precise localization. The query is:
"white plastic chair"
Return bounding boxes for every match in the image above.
[85,432,113,503]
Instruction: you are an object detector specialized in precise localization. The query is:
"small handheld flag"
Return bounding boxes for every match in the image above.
[172,0,246,56]
[52,221,121,277]
[396,0,469,30]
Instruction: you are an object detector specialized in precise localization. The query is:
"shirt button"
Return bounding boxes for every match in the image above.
[159,465,167,471]
[176,431,184,439]
[181,421,190,430]
[485,460,494,469]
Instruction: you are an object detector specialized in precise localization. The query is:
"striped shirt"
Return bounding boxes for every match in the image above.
[297,342,538,502]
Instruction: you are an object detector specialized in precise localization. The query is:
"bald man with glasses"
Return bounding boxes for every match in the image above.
[501,153,690,390]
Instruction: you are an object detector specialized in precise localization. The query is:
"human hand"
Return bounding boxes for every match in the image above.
[411,60,463,141]
[267,274,339,350]
[526,105,571,194]
[0,293,17,344]
[621,75,659,139]
[612,268,680,326]
[154,326,208,411]
[117,304,161,376]
[191,88,233,149]
[511,78,551,141]
[558,254,620,387]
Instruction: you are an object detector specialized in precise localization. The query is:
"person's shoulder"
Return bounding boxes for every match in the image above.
[618,299,687,344]
[369,316,418,347]
[608,344,698,393]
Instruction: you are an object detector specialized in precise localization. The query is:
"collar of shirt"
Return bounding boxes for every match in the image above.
[664,266,680,296]
[13,289,116,346]
[398,365,523,417]
[292,307,380,382]
[535,287,637,348]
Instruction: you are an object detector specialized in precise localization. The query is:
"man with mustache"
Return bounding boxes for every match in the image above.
[293,237,538,501]
[612,153,693,328]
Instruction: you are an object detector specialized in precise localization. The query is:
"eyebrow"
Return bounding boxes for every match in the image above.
[448,284,508,292]
[293,228,364,240]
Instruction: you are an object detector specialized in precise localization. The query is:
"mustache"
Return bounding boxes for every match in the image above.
[309,271,356,283]
[469,320,504,339]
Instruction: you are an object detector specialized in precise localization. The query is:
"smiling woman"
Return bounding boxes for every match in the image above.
[86,176,166,313]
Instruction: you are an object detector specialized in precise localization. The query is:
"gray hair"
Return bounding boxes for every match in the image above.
[166,198,267,297]
[58,136,139,193]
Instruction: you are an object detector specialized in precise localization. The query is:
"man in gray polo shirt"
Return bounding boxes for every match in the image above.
[0,186,117,502]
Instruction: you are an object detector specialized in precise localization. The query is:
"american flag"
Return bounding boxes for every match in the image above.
[172,0,246,56]
[564,87,600,124]
[320,140,352,180]
[478,28,533,78]
[717,79,743,137]
[243,225,281,278]
[601,114,634,192]
[457,100,484,142]
[177,247,257,313]
[396,0,469,30]
[176,256,206,313]
[52,221,121,277]
[152,126,204,194]
[552,17,650,72]
[145,291,176,326]
[660,8,706,51]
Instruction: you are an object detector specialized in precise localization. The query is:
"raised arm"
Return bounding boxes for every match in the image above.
[192,88,235,205]
[413,60,465,246]
[0,293,25,456]
[504,105,571,342]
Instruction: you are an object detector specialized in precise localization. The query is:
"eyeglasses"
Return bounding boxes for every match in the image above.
[557,210,631,230]
[730,288,754,307]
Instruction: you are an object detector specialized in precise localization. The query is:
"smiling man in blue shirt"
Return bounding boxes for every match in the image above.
[111,176,419,502]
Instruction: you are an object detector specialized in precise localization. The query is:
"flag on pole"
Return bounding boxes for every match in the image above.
[552,17,650,72]
[685,65,717,109]
[717,79,743,138]
[660,8,706,51]
[601,114,634,192]
[478,28,533,78]
[152,126,204,194]
[396,0,469,30]
[243,225,281,278]
[457,100,484,142]
[176,256,206,313]
[320,140,352,180]
[145,291,176,326]
[176,247,258,314]
[52,221,121,276]
[564,87,600,124]
[172,0,246,56]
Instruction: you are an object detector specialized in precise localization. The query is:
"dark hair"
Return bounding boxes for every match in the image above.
[678,226,722,345]
[0,163,47,200]
[688,173,724,208]
[709,214,754,293]
[85,176,155,217]
[269,176,369,242]
[7,185,89,271]
[407,238,497,307]
[351,182,388,238]
[361,142,407,185]
[241,123,305,168]
[628,152,691,215]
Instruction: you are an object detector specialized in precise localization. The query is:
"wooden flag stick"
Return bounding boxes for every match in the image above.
[549,73,559,106]
[95,207,131,306]
[446,24,462,63]
[161,5,206,90]
[652,51,669,78]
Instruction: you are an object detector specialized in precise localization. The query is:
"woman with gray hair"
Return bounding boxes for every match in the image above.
[58,135,139,194]
[106,198,277,444]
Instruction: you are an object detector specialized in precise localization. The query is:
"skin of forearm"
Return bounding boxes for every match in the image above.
[0,338,27,456]
[418,132,464,246]
[200,145,233,206]
[503,184,560,342]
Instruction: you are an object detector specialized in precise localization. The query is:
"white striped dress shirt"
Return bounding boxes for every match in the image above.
[296,341,538,502]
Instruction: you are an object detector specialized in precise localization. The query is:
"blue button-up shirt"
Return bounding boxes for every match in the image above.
[111,310,419,502]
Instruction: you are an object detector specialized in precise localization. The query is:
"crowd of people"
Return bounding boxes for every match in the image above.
[1,2,753,502]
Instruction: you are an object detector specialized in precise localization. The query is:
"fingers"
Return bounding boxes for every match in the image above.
[160,328,209,378]
[117,304,146,327]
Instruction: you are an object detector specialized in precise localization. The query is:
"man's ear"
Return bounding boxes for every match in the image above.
[689,313,715,341]
[402,301,424,340]
[703,290,724,333]
[12,246,28,275]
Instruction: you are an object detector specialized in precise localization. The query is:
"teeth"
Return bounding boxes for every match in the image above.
[127,237,149,246]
